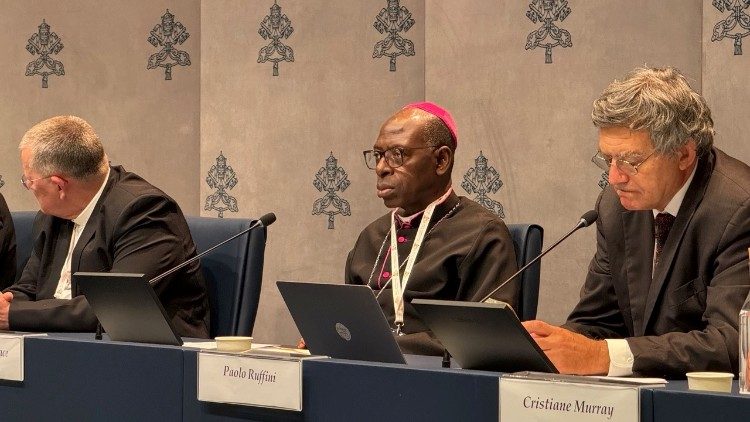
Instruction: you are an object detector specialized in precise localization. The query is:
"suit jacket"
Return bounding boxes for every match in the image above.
[346,192,518,355]
[0,193,16,289]
[6,166,210,338]
[565,148,750,378]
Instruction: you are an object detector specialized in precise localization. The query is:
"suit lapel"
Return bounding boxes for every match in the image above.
[641,152,713,333]
[71,168,117,275]
[621,210,654,336]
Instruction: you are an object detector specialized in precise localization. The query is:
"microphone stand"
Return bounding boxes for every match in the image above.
[148,217,270,287]
[93,213,275,340]
[480,217,592,303]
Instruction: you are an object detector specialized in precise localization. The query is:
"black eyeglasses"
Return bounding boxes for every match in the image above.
[363,146,435,170]
[591,150,656,176]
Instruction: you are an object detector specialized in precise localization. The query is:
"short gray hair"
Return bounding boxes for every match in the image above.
[591,66,714,156]
[20,116,106,179]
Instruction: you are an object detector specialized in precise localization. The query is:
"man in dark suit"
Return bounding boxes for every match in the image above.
[1,115,209,338]
[0,193,16,289]
[524,67,750,378]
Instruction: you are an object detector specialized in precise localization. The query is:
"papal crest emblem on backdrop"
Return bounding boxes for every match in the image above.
[372,0,415,72]
[461,152,506,218]
[25,20,65,88]
[312,153,351,229]
[205,152,239,218]
[258,1,295,76]
[147,10,191,80]
[525,0,572,64]
[711,0,750,55]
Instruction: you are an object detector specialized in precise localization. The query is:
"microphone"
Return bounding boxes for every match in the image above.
[480,210,598,303]
[93,212,275,341]
[147,212,276,286]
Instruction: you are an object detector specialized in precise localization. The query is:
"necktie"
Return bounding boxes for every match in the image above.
[654,212,675,266]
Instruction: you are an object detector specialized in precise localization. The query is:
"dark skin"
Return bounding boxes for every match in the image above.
[297,108,454,349]
[373,108,453,214]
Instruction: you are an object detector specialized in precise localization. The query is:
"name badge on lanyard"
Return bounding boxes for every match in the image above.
[389,202,437,334]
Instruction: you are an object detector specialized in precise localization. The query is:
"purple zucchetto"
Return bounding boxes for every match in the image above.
[403,101,458,148]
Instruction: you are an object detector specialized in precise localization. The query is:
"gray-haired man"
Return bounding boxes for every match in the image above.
[524,66,750,378]
[3,115,209,337]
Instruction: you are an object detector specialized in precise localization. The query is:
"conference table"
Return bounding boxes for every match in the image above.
[0,333,747,421]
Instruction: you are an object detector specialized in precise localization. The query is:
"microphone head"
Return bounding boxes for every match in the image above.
[579,210,599,227]
[259,213,277,227]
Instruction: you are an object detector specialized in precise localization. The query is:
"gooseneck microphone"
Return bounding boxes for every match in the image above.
[148,212,277,286]
[95,212,276,341]
[480,210,598,303]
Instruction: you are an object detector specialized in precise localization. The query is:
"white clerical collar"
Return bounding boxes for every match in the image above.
[653,163,697,218]
[72,166,110,227]
[398,186,453,223]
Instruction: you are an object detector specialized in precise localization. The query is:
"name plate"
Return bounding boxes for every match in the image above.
[500,377,640,422]
[0,334,24,381]
[197,351,303,411]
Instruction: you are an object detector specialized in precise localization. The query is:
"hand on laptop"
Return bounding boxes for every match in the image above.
[296,338,307,349]
[522,320,609,375]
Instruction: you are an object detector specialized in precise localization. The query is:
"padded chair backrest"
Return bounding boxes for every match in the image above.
[186,216,267,338]
[10,211,37,281]
[10,212,266,338]
[506,224,544,321]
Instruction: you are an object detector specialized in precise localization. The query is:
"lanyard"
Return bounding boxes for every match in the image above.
[389,201,437,333]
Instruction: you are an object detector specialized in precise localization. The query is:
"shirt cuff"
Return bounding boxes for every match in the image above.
[604,339,634,376]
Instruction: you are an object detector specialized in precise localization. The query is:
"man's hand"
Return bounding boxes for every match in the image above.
[0,292,13,330]
[522,320,610,375]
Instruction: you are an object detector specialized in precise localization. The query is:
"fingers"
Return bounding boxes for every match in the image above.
[296,338,306,349]
[1,292,12,303]
[522,319,554,336]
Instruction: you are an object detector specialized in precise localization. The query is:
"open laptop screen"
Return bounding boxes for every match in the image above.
[75,272,183,346]
[277,281,405,364]
[412,299,557,373]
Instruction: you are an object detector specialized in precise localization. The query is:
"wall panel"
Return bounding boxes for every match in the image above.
[0,0,201,214]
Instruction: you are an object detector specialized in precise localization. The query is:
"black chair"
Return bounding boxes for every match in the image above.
[10,211,36,281]
[507,224,544,321]
[186,216,267,338]
[10,212,267,338]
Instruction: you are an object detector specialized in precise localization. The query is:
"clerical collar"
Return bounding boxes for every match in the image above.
[652,163,697,218]
[395,187,453,226]
[72,166,110,227]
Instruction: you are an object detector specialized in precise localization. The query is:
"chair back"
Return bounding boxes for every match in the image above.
[10,211,37,281]
[506,224,544,321]
[185,216,267,338]
[10,212,267,338]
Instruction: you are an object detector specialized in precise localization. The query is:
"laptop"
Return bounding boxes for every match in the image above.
[277,281,406,364]
[411,299,557,373]
[74,272,183,346]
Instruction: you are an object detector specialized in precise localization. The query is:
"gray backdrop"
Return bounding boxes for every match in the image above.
[0,1,747,344]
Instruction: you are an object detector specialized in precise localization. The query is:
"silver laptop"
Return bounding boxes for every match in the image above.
[412,299,557,373]
[75,272,183,346]
[277,281,406,364]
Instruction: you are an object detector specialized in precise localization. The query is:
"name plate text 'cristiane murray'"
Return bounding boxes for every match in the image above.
[500,376,644,422]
